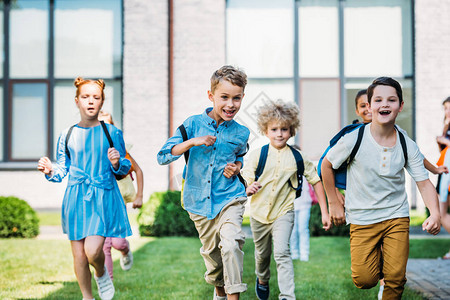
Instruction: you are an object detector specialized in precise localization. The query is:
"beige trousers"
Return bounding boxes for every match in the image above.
[188,197,247,294]
[251,210,295,300]
[350,217,410,300]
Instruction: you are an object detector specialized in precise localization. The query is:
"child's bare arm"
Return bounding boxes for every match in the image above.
[424,158,449,175]
[37,157,53,176]
[246,181,262,196]
[416,179,441,235]
[312,181,332,231]
[129,154,144,209]
[321,157,346,226]
[171,135,216,156]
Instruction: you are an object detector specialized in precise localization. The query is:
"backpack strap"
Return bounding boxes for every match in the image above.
[395,126,408,167]
[65,125,76,159]
[237,143,250,158]
[178,124,190,163]
[347,123,366,164]
[100,120,114,148]
[287,145,304,198]
[255,144,269,182]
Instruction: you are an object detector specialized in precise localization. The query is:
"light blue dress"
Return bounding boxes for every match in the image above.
[46,123,132,241]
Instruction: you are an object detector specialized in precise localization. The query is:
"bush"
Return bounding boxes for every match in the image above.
[309,204,349,237]
[0,196,39,238]
[137,191,197,237]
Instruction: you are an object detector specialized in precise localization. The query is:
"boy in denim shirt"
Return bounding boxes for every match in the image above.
[157,65,250,300]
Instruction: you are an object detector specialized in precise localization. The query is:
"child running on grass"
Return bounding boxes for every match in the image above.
[38,77,132,300]
[98,111,144,280]
[157,65,250,300]
[241,100,331,300]
[322,77,441,300]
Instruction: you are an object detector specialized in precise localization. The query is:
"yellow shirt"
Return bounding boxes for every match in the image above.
[241,144,320,224]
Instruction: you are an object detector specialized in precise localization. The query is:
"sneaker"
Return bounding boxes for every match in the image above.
[94,267,115,300]
[378,284,384,300]
[120,251,133,271]
[213,289,227,300]
[255,277,269,300]
[300,255,309,262]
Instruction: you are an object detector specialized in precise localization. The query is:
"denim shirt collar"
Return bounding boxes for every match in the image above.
[202,107,234,128]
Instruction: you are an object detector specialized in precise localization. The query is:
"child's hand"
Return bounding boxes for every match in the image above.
[246,181,262,196]
[329,201,346,226]
[335,187,345,205]
[132,195,143,209]
[223,163,239,178]
[436,165,449,174]
[37,157,53,175]
[192,135,216,147]
[322,213,332,231]
[107,147,120,170]
[436,136,450,146]
[422,215,441,235]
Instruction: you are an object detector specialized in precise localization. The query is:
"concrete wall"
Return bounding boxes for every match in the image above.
[122,0,169,202]
[415,0,450,184]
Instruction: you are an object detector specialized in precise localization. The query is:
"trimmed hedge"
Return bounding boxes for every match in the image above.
[309,204,349,237]
[0,196,40,238]
[137,191,197,237]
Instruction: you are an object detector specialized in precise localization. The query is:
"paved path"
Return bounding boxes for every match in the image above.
[406,259,450,300]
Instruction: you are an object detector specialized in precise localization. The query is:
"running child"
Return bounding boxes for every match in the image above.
[157,65,250,300]
[241,100,331,300]
[321,77,441,299]
[38,77,132,300]
[98,111,144,280]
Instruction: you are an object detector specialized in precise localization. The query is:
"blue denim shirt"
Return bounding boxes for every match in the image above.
[157,108,250,219]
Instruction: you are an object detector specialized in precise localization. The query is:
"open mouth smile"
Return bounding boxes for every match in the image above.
[379,110,391,116]
[223,109,236,117]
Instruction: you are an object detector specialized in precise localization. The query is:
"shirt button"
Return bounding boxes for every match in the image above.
[213,147,216,150]
[207,196,210,199]
[210,164,212,166]
[217,131,219,133]
[382,164,386,167]
[384,149,387,152]
[383,157,386,160]
[208,180,210,183]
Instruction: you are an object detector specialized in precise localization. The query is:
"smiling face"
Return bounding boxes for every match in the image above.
[369,85,403,126]
[207,80,244,124]
[355,94,372,123]
[75,83,104,122]
[265,120,291,150]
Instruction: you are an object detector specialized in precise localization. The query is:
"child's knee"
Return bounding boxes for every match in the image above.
[273,246,290,262]
[111,238,129,251]
[85,244,104,261]
[352,271,379,289]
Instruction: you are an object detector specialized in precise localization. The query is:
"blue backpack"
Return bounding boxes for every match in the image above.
[255,144,305,197]
[317,123,408,189]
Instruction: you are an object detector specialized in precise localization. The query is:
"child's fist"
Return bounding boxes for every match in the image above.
[422,215,441,235]
[132,195,143,209]
[107,147,120,169]
[37,157,53,175]
[437,165,449,174]
[246,181,262,196]
[322,214,332,231]
[192,135,216,147]
[223,163,239,178]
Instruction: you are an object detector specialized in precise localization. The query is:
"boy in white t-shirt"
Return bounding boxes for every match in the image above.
[321,77,441,300]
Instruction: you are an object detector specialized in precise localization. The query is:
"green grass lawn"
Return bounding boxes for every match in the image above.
[2,236,447,300]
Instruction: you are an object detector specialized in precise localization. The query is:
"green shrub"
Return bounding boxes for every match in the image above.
[0,196,39,238]
[309,204,349,237]
[137,191,197,237]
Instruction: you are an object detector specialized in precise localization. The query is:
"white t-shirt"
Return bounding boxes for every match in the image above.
[326,124,428,225]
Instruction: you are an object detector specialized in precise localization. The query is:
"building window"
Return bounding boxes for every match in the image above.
[1,0,122,164]
[226,0,414,159]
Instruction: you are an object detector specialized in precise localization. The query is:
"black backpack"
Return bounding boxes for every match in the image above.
[254,144,305,198]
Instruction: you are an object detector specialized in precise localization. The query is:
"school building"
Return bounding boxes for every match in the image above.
[0,0,449,212]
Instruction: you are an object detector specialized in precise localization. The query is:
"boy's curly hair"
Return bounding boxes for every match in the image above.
[257,99,300,136]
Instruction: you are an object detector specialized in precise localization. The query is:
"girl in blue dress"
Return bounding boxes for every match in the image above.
[38,77,132,300]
